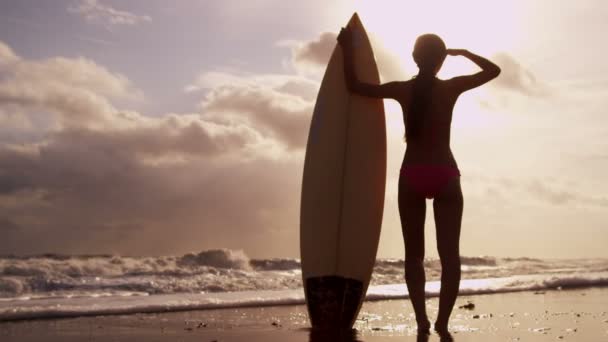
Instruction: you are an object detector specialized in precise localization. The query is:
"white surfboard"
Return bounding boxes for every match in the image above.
[300,13,387,330]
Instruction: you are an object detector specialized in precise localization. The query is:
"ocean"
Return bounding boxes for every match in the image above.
[1,249,607,321]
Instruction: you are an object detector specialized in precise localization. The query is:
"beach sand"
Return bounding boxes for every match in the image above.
[1,288,606,341]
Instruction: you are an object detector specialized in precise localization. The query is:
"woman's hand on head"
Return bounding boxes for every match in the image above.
[447,49,468,56]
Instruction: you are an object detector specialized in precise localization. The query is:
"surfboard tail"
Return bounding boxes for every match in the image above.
[304,276,364,330]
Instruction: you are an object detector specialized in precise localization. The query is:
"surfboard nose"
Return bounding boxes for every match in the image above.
[347,12,363,28]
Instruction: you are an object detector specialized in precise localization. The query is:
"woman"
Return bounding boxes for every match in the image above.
[337,28,501,335]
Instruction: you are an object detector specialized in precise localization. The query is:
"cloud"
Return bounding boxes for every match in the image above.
[0,42,18,66]
[525,179,608,207]
[0,48,143,132]
[467,173,608,209]
[490,52,550,96]
[0,217,19,232]
[184,68,320,151]
[290,32,337,71]
[185,72,319,101]
[0,40,303,256]
[281,31,408,81]
[0,135,301,255]
[68,0,151,28]
[201,80,314,150]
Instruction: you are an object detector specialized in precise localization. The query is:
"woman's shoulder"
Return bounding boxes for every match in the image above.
[395,79,415,91]
[436,77,455,84]
[387,79,413,87]
[434,77,464,94]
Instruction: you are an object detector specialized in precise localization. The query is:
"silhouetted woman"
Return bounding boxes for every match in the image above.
[338,28,501,335]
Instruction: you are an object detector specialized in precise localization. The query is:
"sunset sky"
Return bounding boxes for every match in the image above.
[1,0,607,259]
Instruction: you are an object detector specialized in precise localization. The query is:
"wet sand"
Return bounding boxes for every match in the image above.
[1,288,606,341]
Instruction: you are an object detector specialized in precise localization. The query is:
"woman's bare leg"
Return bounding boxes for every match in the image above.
[398,175,430,332]
[432,177,463,333]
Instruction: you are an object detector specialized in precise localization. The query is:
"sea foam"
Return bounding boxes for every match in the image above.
[1,272,607,321]
[0,249,607,321]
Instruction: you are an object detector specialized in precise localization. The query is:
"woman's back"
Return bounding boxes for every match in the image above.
[397,78,461,167]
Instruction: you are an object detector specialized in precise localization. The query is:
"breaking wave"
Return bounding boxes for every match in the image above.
[0,248,606,321]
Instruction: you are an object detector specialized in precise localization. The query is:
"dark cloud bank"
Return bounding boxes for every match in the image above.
[0,40,306,256]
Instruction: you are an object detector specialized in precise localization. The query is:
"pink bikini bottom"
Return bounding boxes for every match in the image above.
[401,164,461,199]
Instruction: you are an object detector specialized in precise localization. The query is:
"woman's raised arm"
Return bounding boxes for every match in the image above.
[447,49,501,93]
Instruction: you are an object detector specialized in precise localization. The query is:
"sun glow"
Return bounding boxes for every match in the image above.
[337,0,523,135]
[353,0,522,74]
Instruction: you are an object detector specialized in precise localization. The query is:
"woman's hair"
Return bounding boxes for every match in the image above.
[405,34,447,142]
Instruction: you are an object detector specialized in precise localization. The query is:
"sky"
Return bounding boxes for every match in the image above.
[0,0,607,259]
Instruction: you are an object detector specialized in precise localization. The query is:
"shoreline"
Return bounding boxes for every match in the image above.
[0,284,604,323]
[1,287,607,341]
[3,272,608,322]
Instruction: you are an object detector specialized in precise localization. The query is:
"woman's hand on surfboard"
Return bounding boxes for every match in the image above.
[337,27,353,50]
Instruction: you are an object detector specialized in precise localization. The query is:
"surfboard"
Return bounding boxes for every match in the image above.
[300,13,387,330]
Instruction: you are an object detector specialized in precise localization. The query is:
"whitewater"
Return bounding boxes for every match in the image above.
[1,249,607,321]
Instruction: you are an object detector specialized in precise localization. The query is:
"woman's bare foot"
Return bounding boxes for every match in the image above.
[437,330,454,342]
[433,321,453,341]
[433,320,448,333]
[417,319,431,334]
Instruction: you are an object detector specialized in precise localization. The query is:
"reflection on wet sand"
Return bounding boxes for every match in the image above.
[308,328,455,342]
[415,331,455,342]
[308,329,361,342]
